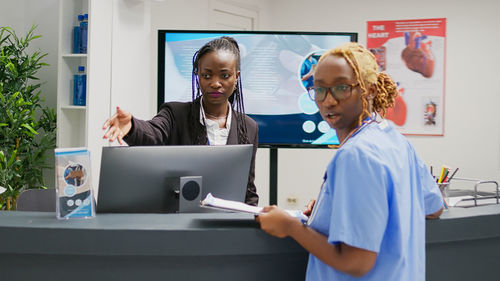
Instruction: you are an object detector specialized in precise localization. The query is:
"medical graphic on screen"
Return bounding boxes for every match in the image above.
[158,31,357,147]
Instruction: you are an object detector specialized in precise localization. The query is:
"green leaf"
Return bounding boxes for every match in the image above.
[0,25,56,209]
[7,150,17,167]
[21,123,38,136]
[9,91,20,101]
[5,61,16,74]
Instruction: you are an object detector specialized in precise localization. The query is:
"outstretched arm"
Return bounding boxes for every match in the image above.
[102,106,132,145]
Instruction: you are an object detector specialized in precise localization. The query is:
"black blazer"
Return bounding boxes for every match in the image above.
[124,99,259,205]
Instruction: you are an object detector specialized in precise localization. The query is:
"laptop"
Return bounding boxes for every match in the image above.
[96,144,253,213]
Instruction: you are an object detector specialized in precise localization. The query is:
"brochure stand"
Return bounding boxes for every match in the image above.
[54,147,95,219]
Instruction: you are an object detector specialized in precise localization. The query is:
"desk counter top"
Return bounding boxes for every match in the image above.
[2,205,500,281]
[0,211,304,257]
[426,204,500,243]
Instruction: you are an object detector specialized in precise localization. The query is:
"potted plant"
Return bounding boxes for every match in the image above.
[0,25,57,210]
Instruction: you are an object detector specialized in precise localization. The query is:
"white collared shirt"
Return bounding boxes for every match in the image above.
[199,97,232,145]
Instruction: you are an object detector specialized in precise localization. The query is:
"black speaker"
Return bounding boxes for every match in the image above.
[179,176,202,213]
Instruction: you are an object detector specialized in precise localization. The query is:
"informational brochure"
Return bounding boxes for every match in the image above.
[54,147,95,219]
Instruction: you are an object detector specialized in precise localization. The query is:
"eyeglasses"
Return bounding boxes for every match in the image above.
[307,83,359,102]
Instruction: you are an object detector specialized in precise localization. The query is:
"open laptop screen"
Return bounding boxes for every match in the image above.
[97,144,252,213]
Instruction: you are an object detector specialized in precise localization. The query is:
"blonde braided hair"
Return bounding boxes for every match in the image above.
[317,42,398,126]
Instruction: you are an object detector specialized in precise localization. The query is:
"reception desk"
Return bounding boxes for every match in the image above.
[426,204,500,281]
[2,205,500,281]
[1,211,307,281]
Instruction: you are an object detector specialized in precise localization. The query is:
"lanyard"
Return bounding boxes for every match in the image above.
[335,114,377,148]
[306,172,328,226]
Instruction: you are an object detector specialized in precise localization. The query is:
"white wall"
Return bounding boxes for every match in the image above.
[0,0,59,189]
[0,1,59,108]
[110,0,153,120]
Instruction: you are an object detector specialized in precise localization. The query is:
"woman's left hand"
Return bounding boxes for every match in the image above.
[255,206,300,238]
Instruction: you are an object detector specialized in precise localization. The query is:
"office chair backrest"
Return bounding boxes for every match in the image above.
[16,189,56,212]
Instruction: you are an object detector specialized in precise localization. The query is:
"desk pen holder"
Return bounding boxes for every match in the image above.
[438,182,450,208]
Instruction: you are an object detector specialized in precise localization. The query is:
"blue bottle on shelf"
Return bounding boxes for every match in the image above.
[79,13,88,53]
[73,66,86,106]
[73,14,83,53]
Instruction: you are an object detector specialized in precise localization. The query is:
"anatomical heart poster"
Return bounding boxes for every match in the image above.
[367,18,446,135]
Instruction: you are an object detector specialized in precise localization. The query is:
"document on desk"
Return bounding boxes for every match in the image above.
[447,196,474,207]
[448,195,499,208]
[200,193,308,222]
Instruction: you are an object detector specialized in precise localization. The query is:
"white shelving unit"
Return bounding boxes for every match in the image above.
[56,0,113,193]
[56,0,89,148]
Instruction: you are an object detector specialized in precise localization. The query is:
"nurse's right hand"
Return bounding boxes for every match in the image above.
[102,106,132,145]
[256,205,298,238]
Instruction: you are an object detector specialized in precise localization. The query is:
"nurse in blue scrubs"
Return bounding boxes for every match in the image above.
[300,53,317,89]
[256,42,443,281]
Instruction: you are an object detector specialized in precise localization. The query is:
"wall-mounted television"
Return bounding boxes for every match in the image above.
[158,30,357,148]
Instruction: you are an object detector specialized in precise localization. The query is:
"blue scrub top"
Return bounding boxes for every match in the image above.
[306,119,443,281]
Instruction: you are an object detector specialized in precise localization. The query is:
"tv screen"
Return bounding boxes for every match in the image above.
[158,30,357,147]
